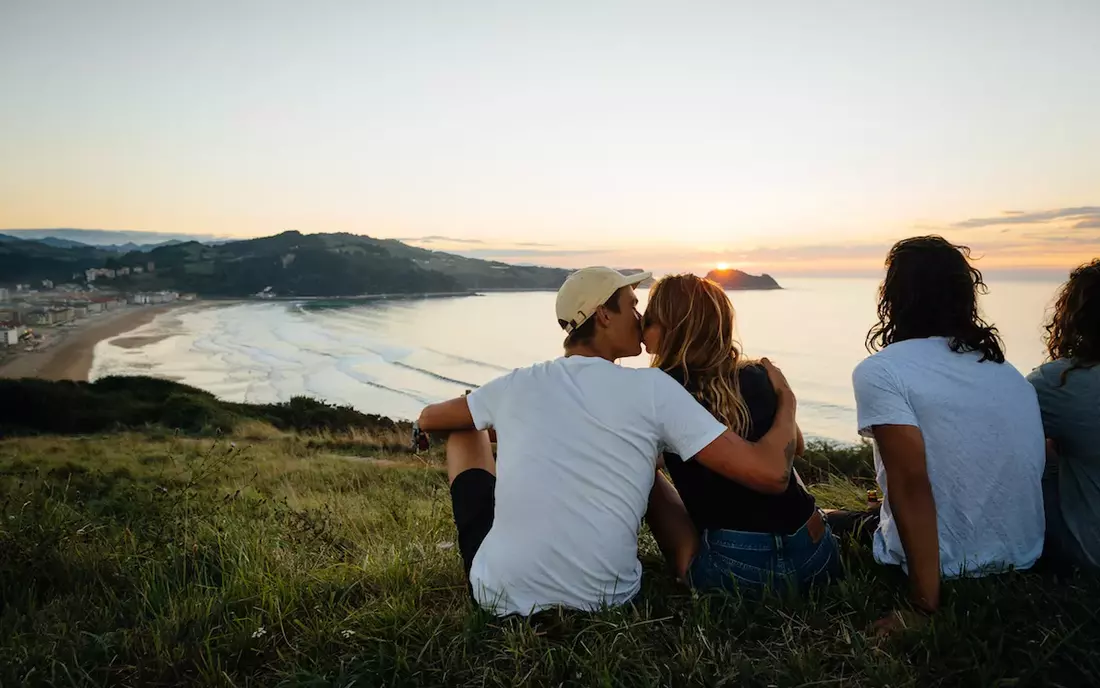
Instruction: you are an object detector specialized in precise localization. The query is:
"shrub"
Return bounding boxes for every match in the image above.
[0,377,406,439]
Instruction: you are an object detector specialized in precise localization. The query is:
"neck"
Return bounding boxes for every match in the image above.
[565,342,619,363]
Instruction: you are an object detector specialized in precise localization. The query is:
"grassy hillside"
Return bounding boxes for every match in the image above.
[0,378,1096,686]
[0,376,408,439]
[0,231,572,296]
[101,231,571,296]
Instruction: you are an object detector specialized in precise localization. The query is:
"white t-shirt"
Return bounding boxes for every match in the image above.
[852,337,1045,578]
[464,355,727,616]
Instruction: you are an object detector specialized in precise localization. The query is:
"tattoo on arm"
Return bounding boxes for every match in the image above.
[780,437,797,483]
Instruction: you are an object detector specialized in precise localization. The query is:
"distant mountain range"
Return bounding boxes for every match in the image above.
[0,230,573,296]
[0,228,227,252]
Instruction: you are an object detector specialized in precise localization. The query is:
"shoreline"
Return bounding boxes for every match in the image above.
[0,303,186,382]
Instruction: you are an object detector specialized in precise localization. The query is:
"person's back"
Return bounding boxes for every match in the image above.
[664,363,816,535]
[640,273,839,595]
[1029,361,1100,567]
[1026,259,1100,568]
[855,337,1045,575]
[838,236,1046,622]
[468,357,716,613]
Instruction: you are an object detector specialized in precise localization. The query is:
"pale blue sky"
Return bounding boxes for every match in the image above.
[1,1,1097,274]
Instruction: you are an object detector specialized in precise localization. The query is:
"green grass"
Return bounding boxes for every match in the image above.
[1,431,1097,687]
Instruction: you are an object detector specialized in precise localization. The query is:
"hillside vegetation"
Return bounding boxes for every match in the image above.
[1,231,572,296]
[0,234,111,284]
[0,378,1096,686]
[0,376,406,439]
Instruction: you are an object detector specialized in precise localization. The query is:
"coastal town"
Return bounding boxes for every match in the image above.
[1,284,185,350]
[0,269,195,379]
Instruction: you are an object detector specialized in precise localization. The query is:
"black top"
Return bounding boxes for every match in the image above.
[663,363,816,535]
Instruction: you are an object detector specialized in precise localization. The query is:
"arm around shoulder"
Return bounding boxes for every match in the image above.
[694,428,794,494]
[693,359,799,494]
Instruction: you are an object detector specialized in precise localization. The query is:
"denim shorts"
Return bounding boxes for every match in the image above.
[686,510,843,595]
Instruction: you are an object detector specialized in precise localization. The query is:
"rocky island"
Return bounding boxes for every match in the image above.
[705,268,781,290]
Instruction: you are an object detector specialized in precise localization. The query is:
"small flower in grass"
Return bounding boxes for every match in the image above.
[341,629,356,639]
[251,626,267,639]
[230,442,237,448]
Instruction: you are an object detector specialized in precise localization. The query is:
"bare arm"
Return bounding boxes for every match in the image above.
[417,397,475,433]
[874,424,940,613]
[693,359,798,494]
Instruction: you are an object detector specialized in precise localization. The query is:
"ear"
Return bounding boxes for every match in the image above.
[594,305,612,328]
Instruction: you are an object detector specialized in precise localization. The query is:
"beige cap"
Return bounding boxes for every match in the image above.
[555,267,652,333]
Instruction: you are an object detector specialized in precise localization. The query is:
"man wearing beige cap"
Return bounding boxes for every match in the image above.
[417,266,798,616]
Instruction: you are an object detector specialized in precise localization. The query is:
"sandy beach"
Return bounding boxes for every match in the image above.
[0,304,184,381]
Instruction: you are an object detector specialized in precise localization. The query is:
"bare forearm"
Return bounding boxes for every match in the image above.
[698,404,795,494]
[693,370,799,494]
[890,479,941,611]
[759,392,798,474]
[417,398,475,433]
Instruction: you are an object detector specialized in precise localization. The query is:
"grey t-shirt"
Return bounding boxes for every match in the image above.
[1027,360,1100,567]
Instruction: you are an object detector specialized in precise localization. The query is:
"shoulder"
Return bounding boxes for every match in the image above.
[852,351,906,394]
[737,362,774,396]
[853,350,892,379]
[1027,359,1068,388]
[633,366,680,389]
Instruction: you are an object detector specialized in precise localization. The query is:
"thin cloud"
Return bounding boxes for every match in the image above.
[952,206,1100,229]
[397,235,486,245]
[1074,218,1100,230]
[446,248,605,259]
[1019,232,1100,245]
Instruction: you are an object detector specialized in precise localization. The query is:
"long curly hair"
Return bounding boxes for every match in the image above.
[644,274,753,437]
[866,235,1005,363]
[1044,259,1100,383]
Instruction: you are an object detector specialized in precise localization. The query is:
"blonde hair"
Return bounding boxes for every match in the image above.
[645,274,753,437]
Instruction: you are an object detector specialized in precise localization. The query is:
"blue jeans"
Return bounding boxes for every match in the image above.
[686,511,842,595]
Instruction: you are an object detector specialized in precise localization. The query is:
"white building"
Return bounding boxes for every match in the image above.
[129,291,179,305]
[85,268,118,282]
[0,288,9,302]
[3,327,26,346]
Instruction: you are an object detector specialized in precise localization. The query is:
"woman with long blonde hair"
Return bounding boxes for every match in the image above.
[642,273,840,594]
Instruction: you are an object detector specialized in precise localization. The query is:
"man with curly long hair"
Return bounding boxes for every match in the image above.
[830,236,1045,626]
[1028,259,1100,569]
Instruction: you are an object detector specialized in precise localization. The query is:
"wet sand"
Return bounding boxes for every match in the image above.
[109,334,172,349]
[0,304,183,381]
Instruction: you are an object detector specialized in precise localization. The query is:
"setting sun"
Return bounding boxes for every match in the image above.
[715,262,730,271]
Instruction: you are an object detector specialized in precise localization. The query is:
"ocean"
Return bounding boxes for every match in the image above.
[89,277,1063,442]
